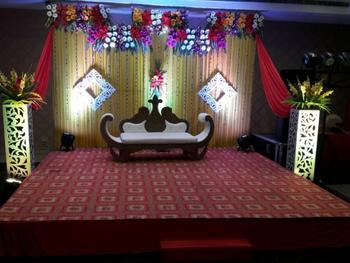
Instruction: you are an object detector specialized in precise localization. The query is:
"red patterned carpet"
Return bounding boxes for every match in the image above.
[0,148,349,256]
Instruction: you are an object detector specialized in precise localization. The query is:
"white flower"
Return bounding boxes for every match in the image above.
[46,4,51,10]
[105,37,111,43]
[108,26,112,31]
[110,42,116,48]
[186,28,190,34]
[122,31,127,36]
[151,9,155,15]
[113,32,118,37]
[259,22,263,27]
[47,11,52,17]
[125,43,130,48]
[200,40,204,44]
[103,43,109,48]
[107,32,112,37]
[106,8,111,13]
[201,45,206,51]
[200,35,204,40]
[186,45,192,50]
[152,21,156,26]
[189,40,194,45]
[127,36,132,42]
[253,23,257,29]
[207,46,211,52]
[112,25,117,31]
[102,14,107,19]
[258,16,264,22]
[151,14,156,20]
[52,7,56,13]
[207,18,211,22]
[191,29,195,34]
[127,25,131,29]
[111,37,116,42]
[205,29,209,34]
[157,14,162,19]
[130,42,135,48]
[122,36,127,42]
[200,30,204,34]
[205,40,210,45]
[210,11,216,17]
[181,45,186,50]
[254,13,259,19]
[53,13,58,18]
[184,40,188,44]
[52,4,56,9]
[157,19,161,25]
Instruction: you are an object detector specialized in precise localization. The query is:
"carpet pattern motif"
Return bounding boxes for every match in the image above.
[1,148,349,221]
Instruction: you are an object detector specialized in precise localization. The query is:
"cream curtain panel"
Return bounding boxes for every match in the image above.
[53,30,256,147]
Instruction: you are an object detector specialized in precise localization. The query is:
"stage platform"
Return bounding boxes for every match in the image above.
[0,148,349,257]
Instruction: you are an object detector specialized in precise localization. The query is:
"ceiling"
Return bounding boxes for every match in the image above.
[0,0,350,24]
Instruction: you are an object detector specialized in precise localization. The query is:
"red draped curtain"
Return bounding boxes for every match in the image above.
[256,35,291,117]
[33,26,54,108]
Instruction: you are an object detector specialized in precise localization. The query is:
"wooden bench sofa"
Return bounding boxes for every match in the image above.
[100,96,214,162]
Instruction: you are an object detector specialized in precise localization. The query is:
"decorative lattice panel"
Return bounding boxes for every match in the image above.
[286,109,320,181]
[2,103,35,179]
[73,69,116,111]
[198,72,237,113]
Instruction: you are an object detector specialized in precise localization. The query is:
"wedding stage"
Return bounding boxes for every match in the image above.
[0,148,349,257]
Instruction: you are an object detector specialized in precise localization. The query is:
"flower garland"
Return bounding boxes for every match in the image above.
[45,2,264,55]
[46,2,111,50]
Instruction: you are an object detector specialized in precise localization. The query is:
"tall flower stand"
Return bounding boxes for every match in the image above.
[286,109,320,181]
[2,102,35,180]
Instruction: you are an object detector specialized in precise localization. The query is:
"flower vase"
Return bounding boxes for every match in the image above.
[2,102,35,180]
[286,109,320,181]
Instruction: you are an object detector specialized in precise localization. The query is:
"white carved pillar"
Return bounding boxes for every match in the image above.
[286,109,320,181]
[2,103,35,180]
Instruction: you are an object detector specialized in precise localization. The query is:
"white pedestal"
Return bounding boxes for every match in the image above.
[286,109,320,181]
[2,103,35,180]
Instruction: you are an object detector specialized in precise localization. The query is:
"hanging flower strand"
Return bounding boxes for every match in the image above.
[150,60,166,98]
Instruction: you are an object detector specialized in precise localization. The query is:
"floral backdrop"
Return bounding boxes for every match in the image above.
[46,1,264,55]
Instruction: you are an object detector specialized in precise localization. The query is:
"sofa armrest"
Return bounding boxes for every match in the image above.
[194,113,215,143]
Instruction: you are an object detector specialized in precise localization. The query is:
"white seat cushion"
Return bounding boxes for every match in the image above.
[120,132,197,144]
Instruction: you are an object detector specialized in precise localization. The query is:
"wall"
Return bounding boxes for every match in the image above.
[0,9,54,162]
[251,21,350,135]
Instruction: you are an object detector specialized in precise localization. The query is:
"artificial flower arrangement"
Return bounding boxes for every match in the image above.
[45,1,264,55]
[0,70,45,109]
[150,61,166,98]
[46,1,111,51]
[284,78,333,113]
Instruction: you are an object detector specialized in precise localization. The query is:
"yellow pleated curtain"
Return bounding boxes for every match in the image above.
[53,30,256,148]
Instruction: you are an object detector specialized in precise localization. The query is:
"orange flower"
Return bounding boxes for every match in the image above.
[237,13,247,29]
[132,8,143,25]
[65,5,76,22]
[82,7,91,21]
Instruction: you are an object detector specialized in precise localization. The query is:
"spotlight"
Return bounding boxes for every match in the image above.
[303,52,321,68]
[237,134,253,152]
[337,52,350,68]
[60,132,75,151]
[321,52,335,67]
